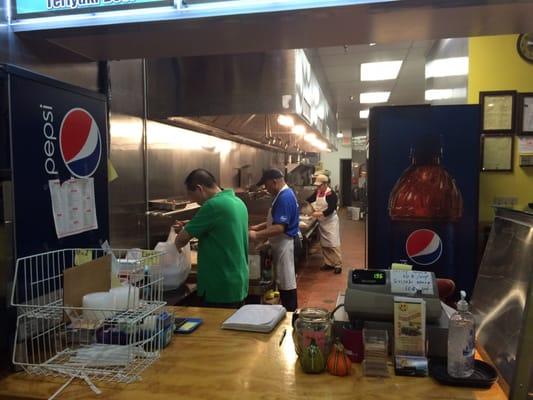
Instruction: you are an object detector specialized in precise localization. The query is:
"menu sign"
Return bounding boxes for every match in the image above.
[13,0,173,19]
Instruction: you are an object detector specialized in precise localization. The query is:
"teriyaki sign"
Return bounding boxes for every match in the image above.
[13,0,174,19]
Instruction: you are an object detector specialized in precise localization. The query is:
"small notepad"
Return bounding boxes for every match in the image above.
[221,304,286,333]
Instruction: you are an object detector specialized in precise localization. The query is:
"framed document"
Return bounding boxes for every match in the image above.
[481,135,514,172]
[480,91,517,134]
[517,93,533,135]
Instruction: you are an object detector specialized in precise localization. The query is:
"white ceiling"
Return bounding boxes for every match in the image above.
[308,40,435,137]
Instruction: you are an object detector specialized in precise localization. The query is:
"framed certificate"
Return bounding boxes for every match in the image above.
[517,93,533,135]
[480,91,517,134]
[481,135,514,172]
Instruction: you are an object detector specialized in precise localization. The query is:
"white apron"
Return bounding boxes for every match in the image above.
[312,188,341,248]
[268,185,297,291]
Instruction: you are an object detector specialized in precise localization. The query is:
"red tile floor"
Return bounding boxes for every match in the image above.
[296,209,366,310]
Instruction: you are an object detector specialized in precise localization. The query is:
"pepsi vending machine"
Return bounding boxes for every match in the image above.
[367,105,480,295]
[0,65,109,372]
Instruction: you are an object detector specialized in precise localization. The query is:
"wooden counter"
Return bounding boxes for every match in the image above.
[0,307,507,400]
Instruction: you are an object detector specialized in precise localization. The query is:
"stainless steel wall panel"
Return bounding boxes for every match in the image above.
[108,59,147,249]
[146,121,220,245]
[109,114,147,249]
[219,142,279,190]
[147,146,220,199]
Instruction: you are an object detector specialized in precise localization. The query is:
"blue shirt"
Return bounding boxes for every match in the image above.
[272,187,300,237]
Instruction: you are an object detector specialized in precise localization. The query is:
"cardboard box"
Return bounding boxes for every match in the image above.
[63,254,112,308]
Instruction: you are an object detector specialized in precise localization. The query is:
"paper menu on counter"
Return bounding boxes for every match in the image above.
[49,178,98,239]
[393,296,426,357]
[390,270,434,295]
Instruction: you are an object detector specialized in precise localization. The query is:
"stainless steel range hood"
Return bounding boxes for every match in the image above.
[146,50,337,153]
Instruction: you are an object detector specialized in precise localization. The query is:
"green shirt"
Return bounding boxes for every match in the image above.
[185,189,249,303]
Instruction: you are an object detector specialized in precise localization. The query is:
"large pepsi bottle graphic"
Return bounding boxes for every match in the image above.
[388,133,463,277]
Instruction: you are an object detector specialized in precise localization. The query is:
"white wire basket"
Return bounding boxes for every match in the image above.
[10,248,168,398]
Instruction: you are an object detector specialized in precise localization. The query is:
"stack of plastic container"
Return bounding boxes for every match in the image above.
[362,328,390,377]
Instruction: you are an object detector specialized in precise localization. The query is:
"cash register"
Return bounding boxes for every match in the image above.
[344,269,443,323]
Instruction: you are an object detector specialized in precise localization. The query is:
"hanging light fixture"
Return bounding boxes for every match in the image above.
[277,114,295,128]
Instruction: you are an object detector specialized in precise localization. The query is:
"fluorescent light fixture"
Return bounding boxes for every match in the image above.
[359,109,370,119]
[292,124,306,135]
[425,88,467,101]
[304,133,317,142]
[277,114,294,128]
[361,60,403,81]
[336,132,344,138]
[314,140,328,151]
[360,91,390,104]
[6,0,12,23]
[425,57,469,78]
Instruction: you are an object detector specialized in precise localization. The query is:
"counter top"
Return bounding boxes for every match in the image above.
[0,307,507,400]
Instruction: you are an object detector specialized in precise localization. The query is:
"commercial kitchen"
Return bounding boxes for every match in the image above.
[0,1,532,399]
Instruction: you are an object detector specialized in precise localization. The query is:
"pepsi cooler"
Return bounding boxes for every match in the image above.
[367,105,480,296]
[6,65,109,256]
[0,65,109,373]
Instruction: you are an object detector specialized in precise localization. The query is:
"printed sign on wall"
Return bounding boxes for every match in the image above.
[14,0,173,19]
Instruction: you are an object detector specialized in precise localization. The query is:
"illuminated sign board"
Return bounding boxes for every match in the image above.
[13,0,174,19]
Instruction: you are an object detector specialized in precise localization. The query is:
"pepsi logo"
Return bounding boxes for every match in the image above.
[405,229,443,266]
[59,108,101,178]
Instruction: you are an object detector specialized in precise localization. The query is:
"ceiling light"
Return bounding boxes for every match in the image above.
[359,109,370,119]
[425,57,469,78]
[361,60,403,81]
[425,88,467,101]
[349,95,355,101]
[336,132,344,138]
[360,91,390,104]
[292,124,306,135]
[369,42,377,47]
[277,114,294,127]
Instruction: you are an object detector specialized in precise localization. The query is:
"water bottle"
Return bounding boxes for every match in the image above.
[447,290,475,378]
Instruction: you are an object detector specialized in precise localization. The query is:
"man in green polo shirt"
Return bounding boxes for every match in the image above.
[174,169,249,308]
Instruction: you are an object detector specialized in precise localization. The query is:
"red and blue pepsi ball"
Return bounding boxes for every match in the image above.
[405,229,443,266]
[59,108,102,178]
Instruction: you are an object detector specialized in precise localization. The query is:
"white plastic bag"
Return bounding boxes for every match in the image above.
[155,228,192,291]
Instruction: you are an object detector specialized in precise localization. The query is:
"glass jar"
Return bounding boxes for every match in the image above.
[293,308,332,373]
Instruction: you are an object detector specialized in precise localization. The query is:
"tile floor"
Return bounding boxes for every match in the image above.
[296,210,366,310]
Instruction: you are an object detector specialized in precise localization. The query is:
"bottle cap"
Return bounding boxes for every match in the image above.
[457,290,469,312]
[413,133,442,165]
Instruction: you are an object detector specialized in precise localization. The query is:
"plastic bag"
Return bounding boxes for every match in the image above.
[155,228,192,291]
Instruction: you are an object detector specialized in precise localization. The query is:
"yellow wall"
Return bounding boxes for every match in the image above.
[468,35,533,223]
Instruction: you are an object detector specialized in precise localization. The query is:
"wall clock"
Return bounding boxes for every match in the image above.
[517,33,533,64]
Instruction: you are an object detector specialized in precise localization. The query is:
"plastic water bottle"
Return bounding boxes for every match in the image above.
[447,290,475,378]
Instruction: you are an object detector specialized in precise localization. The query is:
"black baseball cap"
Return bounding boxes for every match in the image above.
[256,168,284,187]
